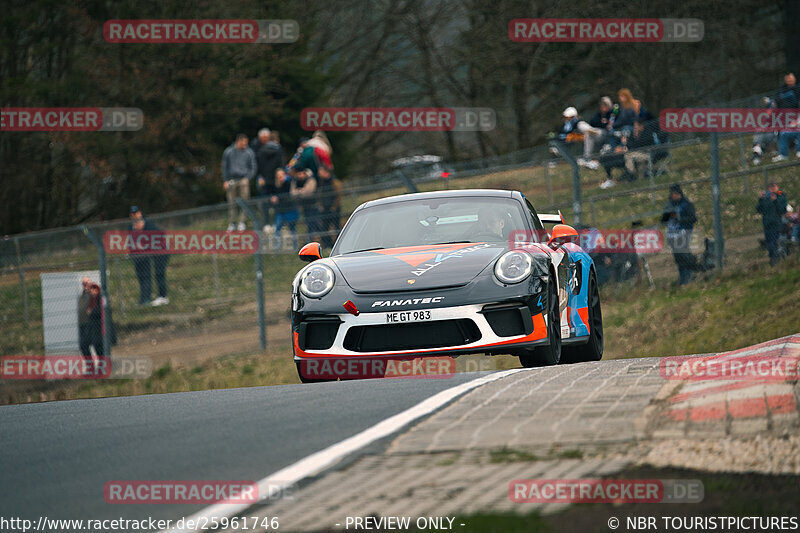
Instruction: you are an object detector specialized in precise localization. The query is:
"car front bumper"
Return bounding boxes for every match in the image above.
[293,301,549,360]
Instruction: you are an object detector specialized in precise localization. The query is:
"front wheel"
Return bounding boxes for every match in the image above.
[562,273,603,363]
[519,277,561,367]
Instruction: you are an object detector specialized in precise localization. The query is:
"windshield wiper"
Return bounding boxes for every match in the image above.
[430,240,472,245]
[343,246,385,254]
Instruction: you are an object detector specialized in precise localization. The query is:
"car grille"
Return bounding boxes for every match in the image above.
[342,319,482,353]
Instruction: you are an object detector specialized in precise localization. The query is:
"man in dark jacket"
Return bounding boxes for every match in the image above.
[129,206,169,306]
[256,131,286,231]
[661,184,699,285]
[756,182,788,265]
[78,277,94,356]
[578,96,615,164]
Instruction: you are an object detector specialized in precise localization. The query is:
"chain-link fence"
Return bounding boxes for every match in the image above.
[3,96,800,364]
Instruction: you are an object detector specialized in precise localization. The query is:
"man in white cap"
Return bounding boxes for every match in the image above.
[556,107,580,142]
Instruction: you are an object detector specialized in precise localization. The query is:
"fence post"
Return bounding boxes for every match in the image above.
[114,256,125,316]
[710,134,724,270]
[212,253,220,303]
[14,237,30,325]
[82,226,111,356]
[236,198,266,350]
[550,142,582,225]
[738,133,746,170]
[397,168,419,193]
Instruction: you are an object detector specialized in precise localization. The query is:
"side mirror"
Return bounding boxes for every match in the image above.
[547,224,579,250]
[298,242,322,263]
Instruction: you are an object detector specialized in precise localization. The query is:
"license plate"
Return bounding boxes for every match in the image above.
[385,310,433,323]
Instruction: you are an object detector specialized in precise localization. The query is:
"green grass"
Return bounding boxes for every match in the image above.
[489,447,540,464]
[488,447,584,463]
[1,345,299,404]
[602,255,800,359]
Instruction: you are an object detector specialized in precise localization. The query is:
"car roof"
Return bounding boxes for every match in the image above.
[359,189,521,210]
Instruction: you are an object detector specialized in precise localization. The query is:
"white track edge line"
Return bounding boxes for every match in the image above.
[163,368,524,532]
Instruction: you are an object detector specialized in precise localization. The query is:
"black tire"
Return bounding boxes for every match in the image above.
[519,277,561,367]
[295,361,336,383]
[562,273,604,363]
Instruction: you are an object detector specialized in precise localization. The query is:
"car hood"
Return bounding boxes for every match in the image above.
[331,242,506,292]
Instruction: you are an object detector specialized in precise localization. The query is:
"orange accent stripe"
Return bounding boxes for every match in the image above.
[577,307,589,331]
[372,242,479,256]
[397,253,436,267]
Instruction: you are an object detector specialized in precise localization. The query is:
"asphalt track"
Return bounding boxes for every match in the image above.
[0,374,486,526]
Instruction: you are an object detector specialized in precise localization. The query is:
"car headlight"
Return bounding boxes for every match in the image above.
[299,264,335,298]
[494,251,533,284]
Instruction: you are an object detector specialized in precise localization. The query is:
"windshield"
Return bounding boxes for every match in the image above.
[333,196,528,254]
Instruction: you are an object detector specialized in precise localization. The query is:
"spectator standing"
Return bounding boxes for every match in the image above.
[756,182,788,265]
[256,131,286,232]
[222,133,256,231]
[129,206,169,306]
[250,127,270,155]
[87,283,104,355]
[271,168,299,251]
[661,184,699,285]
[316,164,343,249]
[78,282,104,371]
[78,277,94,357]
